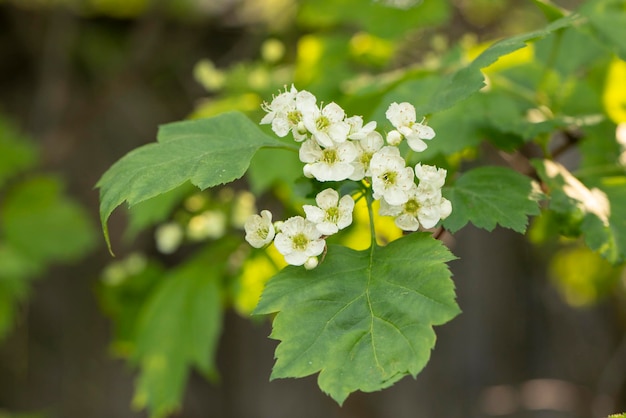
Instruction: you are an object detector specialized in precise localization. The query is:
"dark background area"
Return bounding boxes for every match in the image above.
[0,1,625,417]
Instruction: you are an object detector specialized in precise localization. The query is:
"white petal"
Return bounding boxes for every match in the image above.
[439,197,452,219]
[272,117,290,137]
[384,188,409,206]
[299,140,322,163]
[316,188,339,208]
[407,136,428,152]
[395,213,420,231]
[322,102,346,122]
[337,141,358,162]
[306,238,326,257]
[284,251,309,266]
[303,205,325,224]
[316,222,339,236]
[415,123,435,139]
[362,131,384,151]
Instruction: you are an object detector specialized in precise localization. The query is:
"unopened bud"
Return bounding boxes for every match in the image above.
[386,130,403,146]
[304,256,319,270]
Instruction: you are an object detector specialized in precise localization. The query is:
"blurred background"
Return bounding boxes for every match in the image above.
[1,0,625,417]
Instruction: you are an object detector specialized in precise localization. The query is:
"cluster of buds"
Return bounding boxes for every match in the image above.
[245,86,451,268]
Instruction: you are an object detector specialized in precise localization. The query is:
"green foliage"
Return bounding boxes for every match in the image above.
[131,241,237,417]
[443,167,542,233]
[96,112,291,251]
[254,233,459,404]
[0,116,37,188]
[0,118,96,342]
[94,0,626,416]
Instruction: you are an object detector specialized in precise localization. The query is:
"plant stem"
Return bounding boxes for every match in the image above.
[366,190,377,248]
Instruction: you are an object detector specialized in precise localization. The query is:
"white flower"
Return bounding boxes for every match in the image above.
[303,188,355,235]
[379,183,452,231]
[244,210,275,248]
[302,101,350,147]
[385,101,435,152]
[299,139,357,182]
[386,102,416,128]
[155,222,184,254]
[260,86,315,141]
[414,163,447,188]
[369,146,415,205]
[349,130,384,181]
[274,216,326,266]
[345,115,377,140]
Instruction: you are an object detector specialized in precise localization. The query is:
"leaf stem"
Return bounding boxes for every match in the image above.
[365,190,377,249]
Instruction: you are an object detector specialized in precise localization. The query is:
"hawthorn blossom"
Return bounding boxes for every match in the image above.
[299,139,357,182]
[349,130,384,181]
[244,210,275,248]
[414,163,447,188]
[303,188,355,235]
[370,146,415,205]
[345,115,377,140]
[273,216,326,266]
[379,184,452,231]
[385,102,435,152]
[260,86,316,141]
[301,102,351,147]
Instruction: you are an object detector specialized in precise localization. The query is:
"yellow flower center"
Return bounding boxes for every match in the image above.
[292,233,309,250]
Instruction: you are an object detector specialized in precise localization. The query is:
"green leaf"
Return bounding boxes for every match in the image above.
[298,0,451,40]
[580,176,626,264]
[254,233,459,404]
[443,166,542,233]
[125,182,196,239]
[532,0,567,22]
[0,115,38,188]
[96,112,290,252]
[1,177,96,263]
[98,256,164,356]
[418,13,579,116]
[581,0,626,60]
[131,240,237,418]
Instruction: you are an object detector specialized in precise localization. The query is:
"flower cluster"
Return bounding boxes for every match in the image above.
[245,86,451,267]
[244,188,354,269]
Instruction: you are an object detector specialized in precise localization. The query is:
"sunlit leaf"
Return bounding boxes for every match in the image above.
[96,112,291,252]
[384,13,580,117]
[255,233,459,404]
[443,166,542,233]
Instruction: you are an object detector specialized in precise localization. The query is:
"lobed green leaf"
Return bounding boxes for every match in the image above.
[254,233,459,404]
[443,166,542,233]
[96,112,290,252]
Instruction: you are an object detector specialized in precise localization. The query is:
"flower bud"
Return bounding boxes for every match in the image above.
[386,130,403,146]
[304,256,319,270]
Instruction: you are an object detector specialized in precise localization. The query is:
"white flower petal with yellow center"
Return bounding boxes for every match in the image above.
[379,184,452,231]
[302,102,350,147]
[273,216,326,266]
[350,130,384,181]
[303,188,355,235]
[299,139,357,182]
[385,101,435,152]
[260,86,316,141]
[244,210,276,248]
[370,146,415,205]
